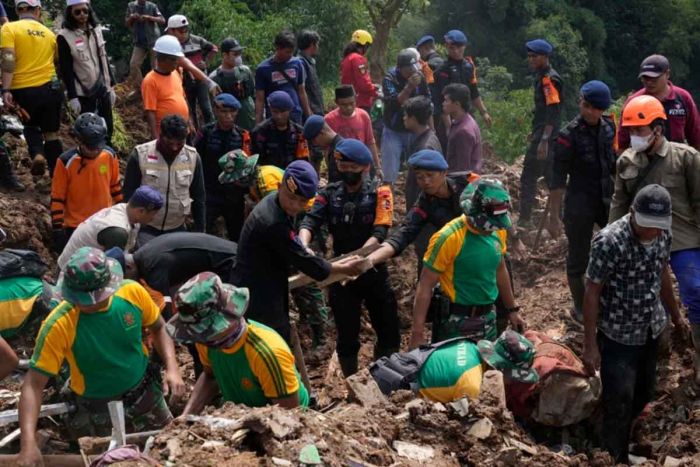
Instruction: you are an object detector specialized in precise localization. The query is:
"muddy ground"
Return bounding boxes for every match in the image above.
[0,95,699,466]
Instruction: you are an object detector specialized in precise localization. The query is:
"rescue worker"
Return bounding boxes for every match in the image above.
[303,114,343,182]
[166,14,218,129]
[125,0,165,84]
[548,81,616,322]
[0,0,64,177]
[299,139,399,376]
[231,160,368,343]
[57,186,164,270]
[381,48,431,184]
[17,247,185,465]
[58,0,117,142]
[209,38,255,131]
[340,30,378,113]
[431,29,491,149]
[404,96,442,210]
[609,95,700,385]
[618,54,700,151]
[218,150,331,349]
[255,31,311,125]
[409,179,524,347]
[582,185,688,463]
[518,39,562,228]
[170,272,309,411]
[123,114,206,245]
[415,35,443,72]
[194,93,251,241]
[252,90,309,169]
[297,30,324,116]
[50,113,122,254]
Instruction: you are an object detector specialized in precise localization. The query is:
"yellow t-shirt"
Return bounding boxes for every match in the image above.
[0,19,57,89]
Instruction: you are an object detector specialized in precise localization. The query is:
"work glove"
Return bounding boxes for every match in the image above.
[108,88,117,106]
[52,229,66,254]
[68,98,81,116]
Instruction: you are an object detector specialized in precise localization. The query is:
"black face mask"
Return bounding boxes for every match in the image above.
[339,171,363,186]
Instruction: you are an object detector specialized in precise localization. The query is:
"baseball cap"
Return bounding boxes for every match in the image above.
[165,14,189,31]
[15,0,41,7]
[221,38,244,53]
[638,54,670,79]
[633,184,672,230]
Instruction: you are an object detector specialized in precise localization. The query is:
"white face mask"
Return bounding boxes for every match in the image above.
[630,133,654,152]
[233,56,243,67]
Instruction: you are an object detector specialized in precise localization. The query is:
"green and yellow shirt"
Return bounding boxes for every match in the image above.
[0,277,44,339]
[197,320,309,408]
[30,280,159,398]
[418,339,484,402]
[424,215,506,305]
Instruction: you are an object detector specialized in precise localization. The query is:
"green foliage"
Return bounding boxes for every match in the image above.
[480,89,532,163]
[111,111,132,154]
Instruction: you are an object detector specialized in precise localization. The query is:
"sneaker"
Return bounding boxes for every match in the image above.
[30,155,46,176]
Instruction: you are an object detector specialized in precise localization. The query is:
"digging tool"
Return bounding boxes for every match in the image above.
[0,402,73,426]
[290,322,313,404]
[288,244,380,290]
[107,401,126,450]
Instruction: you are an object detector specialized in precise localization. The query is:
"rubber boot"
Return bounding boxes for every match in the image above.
[338,355,358,378]
[567,274,585,324]
[692,324,700,387]
[0,148,25,191]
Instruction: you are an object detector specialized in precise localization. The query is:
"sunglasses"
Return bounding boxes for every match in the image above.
[72,7,90,16]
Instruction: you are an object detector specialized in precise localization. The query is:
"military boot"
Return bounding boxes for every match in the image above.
[692,324,700,386]
[567,274,585,325]
[338,355,358,378]
[0,148,25,191]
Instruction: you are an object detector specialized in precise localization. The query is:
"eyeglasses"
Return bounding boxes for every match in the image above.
[72,7,90,16]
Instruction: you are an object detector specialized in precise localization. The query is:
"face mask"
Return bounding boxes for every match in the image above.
[630,133,654,152]
[339,171,363,185]
[233,56,243,67]
[206,319,246,349]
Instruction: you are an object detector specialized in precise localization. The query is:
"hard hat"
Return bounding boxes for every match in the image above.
[73,112,107,148]
[621,95,667,127]
[153,35,184,57]
[165,14,189,31]
[351,30,373,46]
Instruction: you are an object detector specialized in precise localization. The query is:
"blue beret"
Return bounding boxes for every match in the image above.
[408,149,448,171]
[526,39,553,56]
[303,115,325,140]
[416,35,435,48]
[214,93,241,110]
[580,80,612,110]
[105,247,125,271]
[267,91,294,111]
[283,160,318,199]
[444,30,467,46]
[335,138,372,166]
[130,185,164,210]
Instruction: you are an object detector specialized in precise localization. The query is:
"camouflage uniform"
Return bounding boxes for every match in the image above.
[476,330,539,384]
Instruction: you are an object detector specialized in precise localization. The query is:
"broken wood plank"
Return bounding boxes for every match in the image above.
[107,401,126,447]
[78,429,161,454]
[288,244,380,290]
[0,454,88,467]
[0,402,73,426]
[0,427,20,448]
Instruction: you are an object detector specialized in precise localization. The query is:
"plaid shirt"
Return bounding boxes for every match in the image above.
[586,214,671,345]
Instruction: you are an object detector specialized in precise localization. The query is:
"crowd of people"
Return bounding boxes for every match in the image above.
[0,0,698,465]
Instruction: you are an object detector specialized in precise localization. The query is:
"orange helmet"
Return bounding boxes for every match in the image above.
[351,30,373,46]
[621,95,667,127]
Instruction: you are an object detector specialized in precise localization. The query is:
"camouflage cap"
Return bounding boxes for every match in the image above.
[477,330,539,384]
[460,178,512,231]
[59,247,123,306]
[218,151,259,185]
[166,272,249,344]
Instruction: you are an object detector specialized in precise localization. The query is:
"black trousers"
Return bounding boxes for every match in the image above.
[206,192,245,242]
[519,128,554,223]
[329,264,400,360]
[563,197,608,276]
[599,331,659,463]
[78,92,114,144]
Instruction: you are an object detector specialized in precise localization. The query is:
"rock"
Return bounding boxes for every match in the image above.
[480,370,507,409]
[663,456,683,467]
[628,454,647,465]
[165,439,182,461]
[448,398,470,417]
[272,457,293,466]
[299,444,322,465]
[495,447,519,466]
[346,368,387,408]
[433,402,447,412]
[201,440,225,449]
[467,418,493,440]
[392,440,435,462]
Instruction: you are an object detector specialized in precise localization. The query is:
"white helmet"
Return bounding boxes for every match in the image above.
[165,14,189,31]
[153,35,184,57]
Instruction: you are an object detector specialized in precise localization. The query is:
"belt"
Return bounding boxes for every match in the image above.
[449,303,494,317]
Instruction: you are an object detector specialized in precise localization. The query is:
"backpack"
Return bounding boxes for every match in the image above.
[0,249,48,280]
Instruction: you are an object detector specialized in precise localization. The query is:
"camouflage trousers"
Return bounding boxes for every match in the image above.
[292,284,330,326]
[433,309,497,344]
[64,365,172,439]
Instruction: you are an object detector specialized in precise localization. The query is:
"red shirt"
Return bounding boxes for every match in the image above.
[618,82,700,151]
[340,52,378,109]
[325,107,375,147]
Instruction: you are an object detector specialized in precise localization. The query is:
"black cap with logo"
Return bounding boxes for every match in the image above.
[633,184,672,230]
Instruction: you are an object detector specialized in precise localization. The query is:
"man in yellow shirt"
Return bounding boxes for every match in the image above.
[0,0,64,176]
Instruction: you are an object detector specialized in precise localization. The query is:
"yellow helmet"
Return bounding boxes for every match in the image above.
[351,30,373,46]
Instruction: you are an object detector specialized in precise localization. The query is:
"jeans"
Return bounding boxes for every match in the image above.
[380,127,414,184]
[670,248,700,323]
[599,331,659,463]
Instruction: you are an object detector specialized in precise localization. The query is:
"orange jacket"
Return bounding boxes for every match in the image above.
[50,148,123,229]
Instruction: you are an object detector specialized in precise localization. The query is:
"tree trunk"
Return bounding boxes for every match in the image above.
[364,0,411,83]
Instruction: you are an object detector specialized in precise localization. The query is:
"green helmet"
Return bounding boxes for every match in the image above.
[460,178,512,231]
[477,330,539,384]
[166,272,249,344]
[218,150,259,185]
